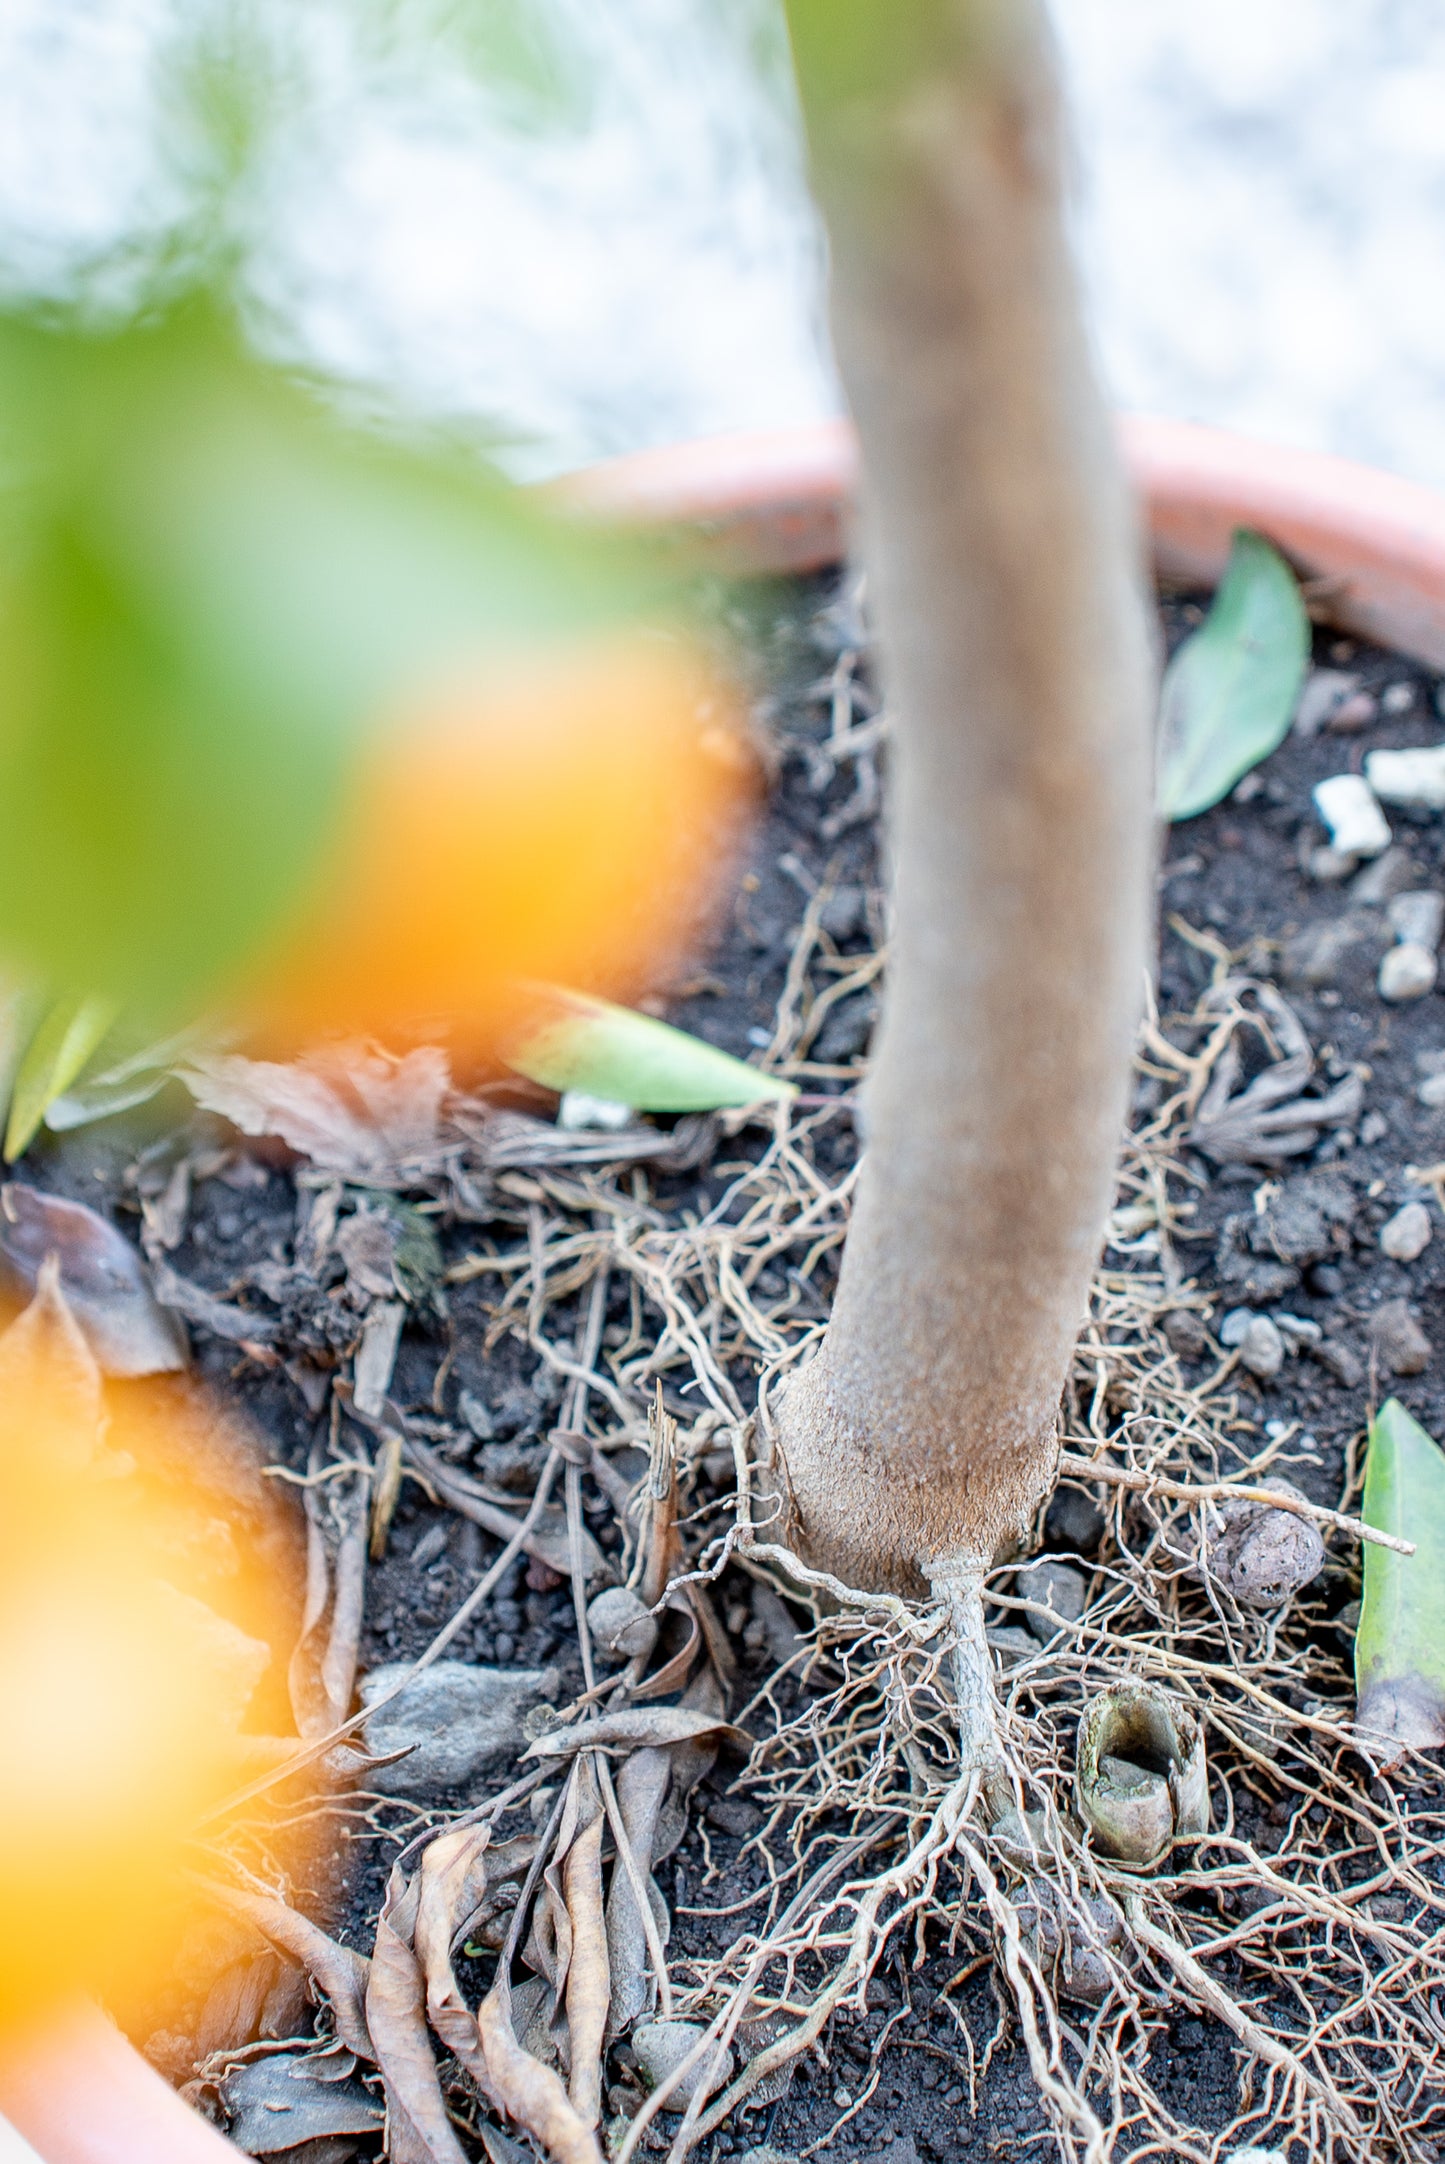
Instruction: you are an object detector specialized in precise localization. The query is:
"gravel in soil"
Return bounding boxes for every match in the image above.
[21,570,1445,2161]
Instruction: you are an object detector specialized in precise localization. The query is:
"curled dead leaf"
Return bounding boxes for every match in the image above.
[522,1707,750,1764]
[194,1881,373,2061]
[365,1865,469,2164]
[477,1979,604,2164]
[562,1812,609,2127]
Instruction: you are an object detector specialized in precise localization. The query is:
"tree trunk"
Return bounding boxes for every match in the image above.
[775,0,1155,1599]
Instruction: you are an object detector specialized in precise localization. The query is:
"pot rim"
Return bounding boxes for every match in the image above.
[554,412,1445,674]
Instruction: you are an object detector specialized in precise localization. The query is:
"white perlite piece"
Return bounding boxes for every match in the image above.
[1366,743,1445,811]
[1313,773,1391,858]
[1420,1071,1445,1109]
[1379,944,1438,1002]
[1381,1201,1432,1263]
[557,1091,635,1130]
[1388,889,1445,952]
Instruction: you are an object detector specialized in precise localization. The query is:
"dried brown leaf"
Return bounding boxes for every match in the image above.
[181,1047,450,1183]
[604,1747,671,2036]
[562,1812,609,2127]
[365,1865,469,2164]
[413,1822,498,2099]
[476,1980,604,2164]
[197,1881,373,2061]
[522,1708,750,1763]
[0,1181,188,1375]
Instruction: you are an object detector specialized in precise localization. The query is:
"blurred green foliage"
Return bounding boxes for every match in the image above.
[0,296,659,1017]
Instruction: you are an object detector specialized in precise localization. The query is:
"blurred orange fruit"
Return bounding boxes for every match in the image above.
[240,628,755,1058]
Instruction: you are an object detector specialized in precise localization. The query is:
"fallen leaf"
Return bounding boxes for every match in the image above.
[180,1046,451,1182]
[477,1976,604,2164]
[354,1301,406,1420]
[402,1433,608,1584]
[604,1747,671,2036]
[196,1882,373,2060]
[413,1821,500,2099]
[523,1706,751,1762]
[0,1182,189,1375]
[0,1252,106,1478]
[366,1865,470,2164]
[42,1026,197,1133]
[219,2050,384,2153]
[1357,1398,1445,1760]
[453,1100,718,1173]
[4,993,120,1162]
[561,1802,609,2127]
[1158,529,1309,823]
[506,988,794,1113]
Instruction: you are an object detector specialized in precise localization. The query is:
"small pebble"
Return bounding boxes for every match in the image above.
[359,1660,560,1798]
[1315,1337,1364,1387]
[632,2021,734,2108]
[1293,669,1358,737]
[1358,1109,1389,1145]
[1275,1313,1322,1349]
[1325,691,1377,734]
[1352,845,1420,903]
[586,1584,659,1662]
[1379,942,1437,1001]
[1015,1559,1088,1641]
[1387,889,1445,952]
[1419,1071,1445,1109]
[1381,681,1415,715]
[1369,1299,1433,1376]
[1314,773,1392,857]
[1366,743,1445,812]
[410,1521,449,1569]
[1306,843,1359,885]
[1242,1314,1285,1380]
[1162,1308,1209,1360]
[1043,1482,1106,1553]
[1380,1200,1432,1263]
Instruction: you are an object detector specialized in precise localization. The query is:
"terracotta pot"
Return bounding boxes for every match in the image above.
[13,411,1445,2164]
[0,2001,237,2162]
[556,412,1445,672]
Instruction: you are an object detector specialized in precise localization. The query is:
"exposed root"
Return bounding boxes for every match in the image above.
[207,889,1445,2162]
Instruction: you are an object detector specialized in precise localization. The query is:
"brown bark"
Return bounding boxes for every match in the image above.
[775,0,1155,1595]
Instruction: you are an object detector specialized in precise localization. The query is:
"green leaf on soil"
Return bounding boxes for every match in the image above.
[1157,529,1310,823]
[4,994,121,1162]
[506,988,795,1112]
[1356,1396,1445,1758]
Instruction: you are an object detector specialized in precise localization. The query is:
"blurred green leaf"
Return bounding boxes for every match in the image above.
[1157,530,1309,823]
[5,995,122,1162]
[44,1025,204,1135]
[0,298,660,1013]
[1357,1397,1445,1758]
[507,988,795,1112]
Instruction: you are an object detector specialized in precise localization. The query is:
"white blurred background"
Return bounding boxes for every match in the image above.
[2,0,1444,485]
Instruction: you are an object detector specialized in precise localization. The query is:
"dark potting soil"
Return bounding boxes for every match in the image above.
[23,566,1445,2162]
